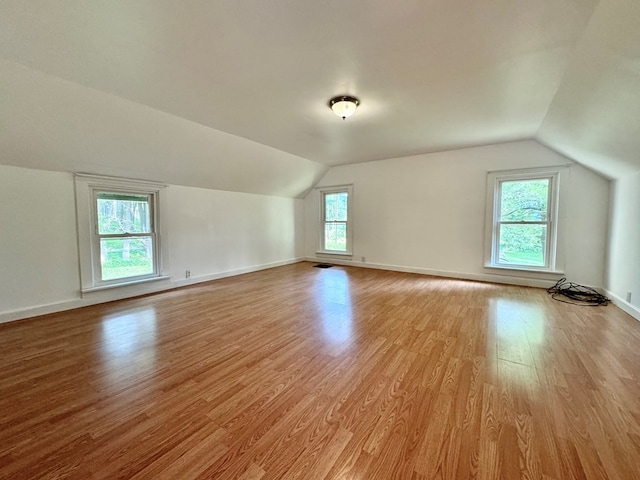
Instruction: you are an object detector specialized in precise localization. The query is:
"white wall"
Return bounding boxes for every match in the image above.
[305,141,610,288]
[606,171,640,317]
[166,185,302,279]
[0,166,80,313]
[0,164,304,322]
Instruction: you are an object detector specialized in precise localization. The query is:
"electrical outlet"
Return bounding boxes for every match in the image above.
[186,270,191,279]
[361,256,366,263]
[627,291,632,302]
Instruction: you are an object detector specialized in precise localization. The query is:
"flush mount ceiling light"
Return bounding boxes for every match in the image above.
[329,95,360,119]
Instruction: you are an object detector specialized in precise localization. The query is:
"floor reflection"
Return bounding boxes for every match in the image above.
[491,297,545,345]
[490,297,545,386]
[315,269,353,345]
[100,307,158,387]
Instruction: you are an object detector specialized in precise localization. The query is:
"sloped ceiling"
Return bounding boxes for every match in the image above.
[537,0,640,179]
[0,0,638,197]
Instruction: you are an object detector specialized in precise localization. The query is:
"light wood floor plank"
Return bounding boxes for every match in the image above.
[1,262,639,479]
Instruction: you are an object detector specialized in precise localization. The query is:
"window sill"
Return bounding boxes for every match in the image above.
[484,265,564,275]
[316,251,353,257]
[82,275,171,293]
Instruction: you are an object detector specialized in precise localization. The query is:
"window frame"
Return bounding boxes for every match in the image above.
[317,185,353,256]
[75,174,168,292]
[484,167,564,273]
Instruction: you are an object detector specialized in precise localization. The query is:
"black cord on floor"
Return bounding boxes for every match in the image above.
[547,278,610,306]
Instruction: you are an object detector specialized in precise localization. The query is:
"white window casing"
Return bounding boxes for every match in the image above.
[74,174,169,292]
[316,184,353,256]
[484,166,568,274]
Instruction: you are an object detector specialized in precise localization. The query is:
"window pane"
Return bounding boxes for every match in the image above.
[324,223,347,251]
[97,193,151,234]
[500,179,549,222]
[498,224,547,266]
[325,193,348,222]
[100,237,154,280]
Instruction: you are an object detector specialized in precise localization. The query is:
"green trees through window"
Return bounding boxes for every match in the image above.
[498,179,550,267]
[96,193,155,280]
[323,191,348,252]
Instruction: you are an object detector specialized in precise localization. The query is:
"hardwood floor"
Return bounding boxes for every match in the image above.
[1,262,639,479]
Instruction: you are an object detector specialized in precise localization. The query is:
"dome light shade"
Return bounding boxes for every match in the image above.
[329,95,360,119]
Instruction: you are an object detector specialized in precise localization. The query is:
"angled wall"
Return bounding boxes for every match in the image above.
[0,58,327,199]
[537,0,640,180]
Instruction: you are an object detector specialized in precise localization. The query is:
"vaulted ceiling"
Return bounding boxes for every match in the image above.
[1,0,638,197]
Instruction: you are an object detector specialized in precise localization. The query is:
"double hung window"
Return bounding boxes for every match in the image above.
[94,191,157,282]
[75,174,166,291]
[318,185,353,255]
[486,169,561,271]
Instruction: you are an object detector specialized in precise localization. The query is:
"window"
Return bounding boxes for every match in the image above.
[318,185,353,255]
[95,191,156,282]
[485,168,562,271]
[75,174,167,291]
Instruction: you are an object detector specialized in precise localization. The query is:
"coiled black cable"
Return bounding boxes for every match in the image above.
[547,278,610,306]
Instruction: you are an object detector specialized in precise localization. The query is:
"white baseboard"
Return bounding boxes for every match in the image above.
[169,257,305,288]
[0,299,87,325]
[604,290,640,322]
[306,256,564,289]
[0,257,305,324]
[5,257,628,324]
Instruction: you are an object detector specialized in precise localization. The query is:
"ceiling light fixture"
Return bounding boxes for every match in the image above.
[329,95,360,120]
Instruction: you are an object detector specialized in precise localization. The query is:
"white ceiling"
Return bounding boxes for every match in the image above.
[1,0,639,196]
[537,0,640,179]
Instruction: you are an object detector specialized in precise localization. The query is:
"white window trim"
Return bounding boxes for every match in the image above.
[484,166,568,275]
[74,173,169,293]
[316,184,354,256]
